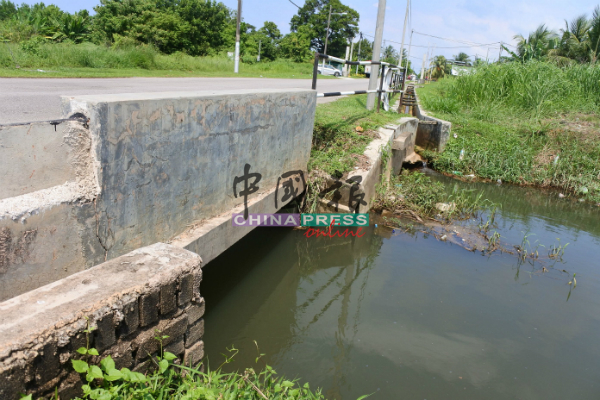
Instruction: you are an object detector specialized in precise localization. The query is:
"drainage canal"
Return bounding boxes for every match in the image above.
[201,172,600,400]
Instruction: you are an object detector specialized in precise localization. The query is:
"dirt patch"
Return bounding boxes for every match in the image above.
[534,145,558,167]
[357,129,380,140]
[547,113,600,141]
[351,154,371,171]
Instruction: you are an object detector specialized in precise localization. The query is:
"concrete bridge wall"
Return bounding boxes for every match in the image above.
[0,89,316,301]
[0,243,204,400]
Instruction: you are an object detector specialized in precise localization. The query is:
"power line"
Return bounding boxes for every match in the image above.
[287,0,301,9]
[361,32,500,49]
[410,44,500,49]
[412,30,502,47]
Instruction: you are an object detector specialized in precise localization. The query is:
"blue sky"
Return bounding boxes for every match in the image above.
[21,0,600,71]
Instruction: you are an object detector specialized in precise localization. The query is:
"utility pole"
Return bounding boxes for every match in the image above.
[367,0,386,110]
[428,44,436,80]
[257,39,261,62]
[486,47,489,63]
[234,0,241,73]
[344,43,350,76]
[324,5,332,67]
[426,44,432,80]
[347,39,354,76]
[499,41,503,62]
[323,6,347,67]
[397,0,409,68]
[420,52,426,82]
[398,26,412,112]
[406,29,413,72]
[356,32,362,74]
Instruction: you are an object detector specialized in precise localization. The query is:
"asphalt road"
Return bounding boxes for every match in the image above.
[0,77,370,124]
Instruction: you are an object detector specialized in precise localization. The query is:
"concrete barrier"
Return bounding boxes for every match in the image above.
[0,122,89,200]
[412,92,451,152]
[0,243,203,400]
[318,117,419,213]
[0,89,316,301]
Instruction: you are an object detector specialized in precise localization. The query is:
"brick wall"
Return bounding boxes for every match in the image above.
[0,243,204,400]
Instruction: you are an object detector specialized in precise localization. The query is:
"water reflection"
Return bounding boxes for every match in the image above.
[201,179,600,400]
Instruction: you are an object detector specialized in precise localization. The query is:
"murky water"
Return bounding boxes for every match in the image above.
[201,172,600,400]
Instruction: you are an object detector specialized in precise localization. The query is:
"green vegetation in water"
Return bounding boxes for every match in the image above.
[417,62,600,203]
[309,94,405,176]
[373,170,491,221]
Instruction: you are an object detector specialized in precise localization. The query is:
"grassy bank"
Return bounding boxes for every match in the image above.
[0,42,319,78]
[417,61,600,203]
[310,94,405,176]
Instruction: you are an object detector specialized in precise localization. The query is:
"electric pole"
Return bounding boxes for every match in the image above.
[406,29,413,72]
[324,5,332,67]
[257,39,261,62]
[398,28,413,112]
[397,0,409,68]
[347,39,354,76]
[420,52,426,82]
[356,32,362,75]
[429,44,436,80]
[234,0,241,73]
[499,41,503,62]
[367,0,386,110]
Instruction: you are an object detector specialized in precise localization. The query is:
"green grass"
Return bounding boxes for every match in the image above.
[417,64,600,203]
[373,170,491,221]
[0,42,324,78]
[309,94,406,176]
[37,331,337,400]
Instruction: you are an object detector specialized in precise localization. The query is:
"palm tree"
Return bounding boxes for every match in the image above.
[431,55,448,79]
[382,45,398,64]
[556,15,591,63]
[589,6,600,62]
[515,24,557,60]
[453,52,471,65]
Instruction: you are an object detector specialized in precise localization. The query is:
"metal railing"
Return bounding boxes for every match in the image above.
[311,53,406,112]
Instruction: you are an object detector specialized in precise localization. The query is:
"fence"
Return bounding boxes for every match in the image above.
[311,53,406,112]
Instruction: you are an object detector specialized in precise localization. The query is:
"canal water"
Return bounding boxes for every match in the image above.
[201,171,600,400]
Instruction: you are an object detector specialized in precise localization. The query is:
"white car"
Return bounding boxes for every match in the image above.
[317,64,342,77]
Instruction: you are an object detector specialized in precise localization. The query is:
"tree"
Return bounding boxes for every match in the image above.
[473,56,486,67]
[51,13,91,43]
[259,21,281,41]
[512,24,556,62]
[588,6,600,62]
[431,55,449,79]
[0,0,16,21]
[254,21,281,60]
[177,0,233,56]
[289,0,359,57]
[280,25,313,62]
[94,0,232,55]
[453,51,471,65]
[354,37,372,61]
[381,44,397,64]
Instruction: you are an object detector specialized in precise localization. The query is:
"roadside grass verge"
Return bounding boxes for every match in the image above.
[417,66,600,203]
[0,42,323,78]
[309,94,405,176]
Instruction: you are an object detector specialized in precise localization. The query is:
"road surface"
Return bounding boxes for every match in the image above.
[0,77,370,124]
